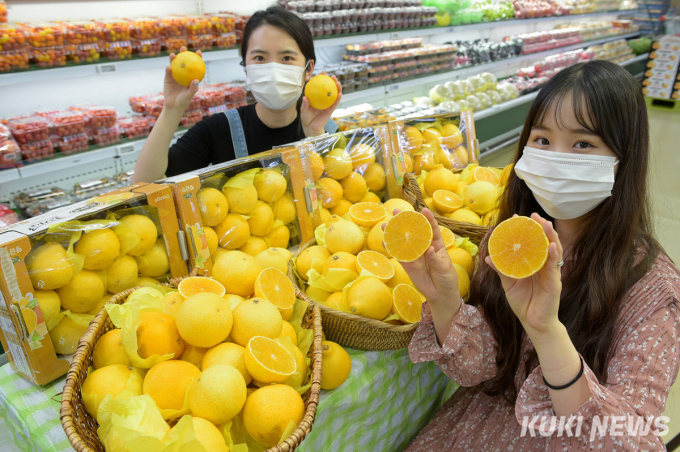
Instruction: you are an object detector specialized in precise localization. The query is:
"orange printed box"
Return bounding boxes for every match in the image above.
[0,183,188,385]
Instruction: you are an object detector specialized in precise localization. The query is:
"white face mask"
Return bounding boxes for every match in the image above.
[514,146,618,220]
[245,62,308,111]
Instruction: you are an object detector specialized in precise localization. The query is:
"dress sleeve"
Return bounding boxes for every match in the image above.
[515,298,680,451]
[408,301,499,386]
[165,117,217,177]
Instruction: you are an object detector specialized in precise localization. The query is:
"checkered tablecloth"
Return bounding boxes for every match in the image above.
[0,347,456,452]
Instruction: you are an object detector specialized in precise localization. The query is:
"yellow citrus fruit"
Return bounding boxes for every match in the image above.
[212,250,263,297]
[423,197,438,214]
[488,216,549,279]
[424,165,458,197]
[309,151,324,181]
[325,214,343,228]
[441,123,464,148]
[349,202,386,228]
[88,293,112,316]
[437,145,454,170]
[413,149,439,175]
[204,226,218,257]
[26,242,73,290]
[197,187,229,227]
[483,209,500,226]
[264,224,290,249]
[321,291,344,311]
[325,219,365,255]
[422,128,442,145]
[282,341,308,389]
[247,201,275,237]
[455,181,467,200]
[49,313,88,354]
[317,177,343,208]
[386,258,412,288]
[403,153,414,172]
[169,417,228,452]
[245,336,296,383]
[320,341,351,390]
[82,364,143,421]
[364,162,386,192]
[55,270,105,314]
[347,277,392,320]
[136,276,159,286]
[449,207,481,225]
[330,198,353,217]
[473,167,501,186]
[215,213,250,249]
[319,207,332,226]
[106,255,138,293]
[448,244,474,275]
[403,126,424,154]
[175,292,232,348]
[348,143,376,171]
[34,290,60,327]
[439,226,456,249]
[274,247,293,261]
[356,250,394,282]
[279,321,297,345]
[366,220,389,257]
[170,50,205,87]
[361,191,381,203]
[239,236,269,257]
[383,211,433,262]
[212,248,229,265]
[254,267,295,320]
[137,238,170,277]
[222,184,258,214]
[297,245,331,281]
[500,163,513,185]
[75,228,120,270]
[455,145,469,167]
[459,163,480,184]
[178,277,226,301]
[254,169,287,203]
[433,190,463,214]
[323,148,353,180]
[137,311,185,359]
[189,364,247,425]
[392,284,423,324]
[224,293,244,311]
[119,214,157,256]
[162,292,183,317]
[272,192,297,225]
[231,297,283,346]
[322,251,358,276]
[143,360,200,412]
[92,328,130,369]
[452,263,471,297]
[244,384,305,448]
[203,342,252,384]
[178,343,208,370]
[463,181,500,215]
[255,248,289,274]
[382,198,414,217]
[304,74,338,110]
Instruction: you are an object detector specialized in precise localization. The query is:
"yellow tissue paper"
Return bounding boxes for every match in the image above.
[454,236,479,257]
[46,310,94,332]
[224,168,261,191]
[84,366,144,424]
[314,223,327,246]
[44,221,85,279]
[416,170,429,186]
[308,268,358,294]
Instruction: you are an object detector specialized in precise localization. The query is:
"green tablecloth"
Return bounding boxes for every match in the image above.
[0,347,456,452]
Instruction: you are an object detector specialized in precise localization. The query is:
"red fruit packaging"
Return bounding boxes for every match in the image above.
[46,111,87,137]
[180,110,203,127]
[8,116,50,145]
[0,138,22,169]
[129,94,157,113]
[89,126,121,146]
[117,116,151,139]
[163,36,187,54]
[96,19,131,42]
[185,16,212,36]
[24,22,65,47]
[206,13,236,34]
[63,20,102,45]
[66,43,101,65]
[0,1,7,23]
[30,46,66,68]
[51,132,89,155]
[197,87,226,108]
[132,39,161,58]
[0,24,27,51]
[203,104,228,117]
[160,16,188,37]
[129,17,162,40]
[83,106,117,129]
[102,41,132,60]
[187,34,212,52]
[213,32,237,49]
[19,139,53,163]
[0,49,29,72]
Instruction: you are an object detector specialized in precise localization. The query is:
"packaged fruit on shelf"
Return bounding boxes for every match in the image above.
[72,177,120,201]
[88,125,121,147]
[129,17,162,40]
[0,183,188,385]
[24,22,65,48]
[159,147,318,274]
[66,43,100,65]
[114,169,134,185]
[213,32,237,49]
[19,138,53,163]
[95,19,131,42]
[207,12,236,34]
[202,104,229,117]
[30,46,66,68]
[0,24,27,51]
[164,36,187,55]
[0,204,20,226]
[0,137,21,169]
[117,116,151,139]
[24,196,74,218]
[83,106,117,129]
[179,109,203,127]
[185,15,212,35]
[62,20,102,45]
[128,93,155,113]
[46,111,87,137]
[102,40,132,60]
[132,38,161,58]
[187,33,212,52]
[14,187,67,211]
[51,132,89,155]
[0,0,6,23]
[0,49,29,72]
[160,16,188,37]
[7,116,50,145]
[197,86,226,108]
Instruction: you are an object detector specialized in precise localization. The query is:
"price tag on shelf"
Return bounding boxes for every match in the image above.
[390,32,400,39]
[446,27,455,33]
[97,63,117,74]
[117,144,135,156]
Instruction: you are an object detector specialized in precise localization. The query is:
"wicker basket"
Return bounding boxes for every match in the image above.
[60,278,324,452]
[402,172,489,245]
[289,239,418,351]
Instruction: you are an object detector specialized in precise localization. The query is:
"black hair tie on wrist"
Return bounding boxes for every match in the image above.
[543,356,584,390]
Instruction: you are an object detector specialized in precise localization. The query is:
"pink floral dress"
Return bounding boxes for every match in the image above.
[406,253,680,451]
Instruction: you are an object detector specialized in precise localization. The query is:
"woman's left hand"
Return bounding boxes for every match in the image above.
[301,73,342,138]
[485,213,564,338]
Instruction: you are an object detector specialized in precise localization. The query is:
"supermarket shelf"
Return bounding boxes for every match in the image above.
[619,53,649,66]
[474,91,540,121]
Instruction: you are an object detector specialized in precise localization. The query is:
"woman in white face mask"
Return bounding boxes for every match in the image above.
[397,61,680,451]
[134,6,342,183]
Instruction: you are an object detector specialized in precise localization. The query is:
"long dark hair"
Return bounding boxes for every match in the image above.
[468,60,662,405]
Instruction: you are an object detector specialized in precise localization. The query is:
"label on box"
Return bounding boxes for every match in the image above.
[0,302,30,377]
[644,87,672,99]
[643,78,674,92]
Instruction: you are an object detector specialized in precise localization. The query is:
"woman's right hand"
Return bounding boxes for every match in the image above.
[383,208,462,311]
[163,47,201,113]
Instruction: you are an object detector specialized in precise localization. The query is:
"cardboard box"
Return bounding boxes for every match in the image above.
[0,183,188,385]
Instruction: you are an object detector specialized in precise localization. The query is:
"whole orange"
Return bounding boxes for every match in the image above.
[171,51,206,87]
[305,74,338,110]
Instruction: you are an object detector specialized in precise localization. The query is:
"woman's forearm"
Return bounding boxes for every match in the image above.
[133,107,184,183]
[429,296,461,347]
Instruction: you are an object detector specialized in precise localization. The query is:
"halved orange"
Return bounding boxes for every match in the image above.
[356,250,395,282]
[439,226,456,249]
[488,216,549,279]
[392,284,423,324]
[244,336,296,383]
[472,167,501,186]
[253,268,295,320]
[349,202,386,228]
[432,190,463,214]
[178,277,226,299]
[383,211,433,262]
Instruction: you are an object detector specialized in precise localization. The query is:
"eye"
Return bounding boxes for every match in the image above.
[253,55,264,62]
[574,141,592,150]
[533,137,549,146]
[283,56,294,62]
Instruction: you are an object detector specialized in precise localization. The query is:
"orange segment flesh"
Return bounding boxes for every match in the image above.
[473,167,501,186]
[383,211,433,262]
[432,190,463,213]
[356,250,395,282]
[488,216,549,279]
[392,284,423,324]
[439,226,456,249]
[245,336,296,383]
[178,277,226,299]
[349,202,386,228]
[253,268,295,311]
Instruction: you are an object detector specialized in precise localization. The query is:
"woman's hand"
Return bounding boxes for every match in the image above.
[485,212,563,338]
[163,47,201,113]
[301,73,342,138]
[383,209,462,311]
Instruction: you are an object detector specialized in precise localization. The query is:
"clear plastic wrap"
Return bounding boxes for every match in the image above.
[52,132,89,155]
[8,116,50,145]
[0,24,27,51]
[66,43,101,65]
[0,137,21,169]
[0,49,30,72]
[47,111,88,137]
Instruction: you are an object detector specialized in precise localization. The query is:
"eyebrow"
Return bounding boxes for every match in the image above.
[249,49,299,56]
[532,125,598,136]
